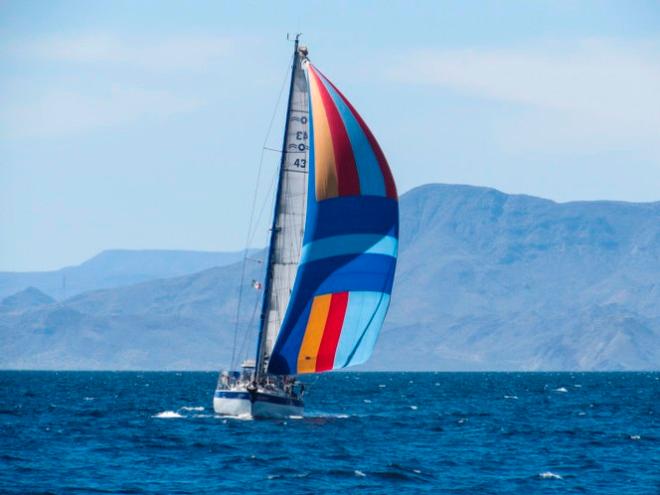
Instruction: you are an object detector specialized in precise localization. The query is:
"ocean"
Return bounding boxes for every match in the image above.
[0,371,657,494]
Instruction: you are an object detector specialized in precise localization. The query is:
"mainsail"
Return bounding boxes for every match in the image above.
[255,48,309,377]
[267,61,398,375]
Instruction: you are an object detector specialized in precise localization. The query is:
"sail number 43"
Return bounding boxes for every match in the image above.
[293,127,308,168]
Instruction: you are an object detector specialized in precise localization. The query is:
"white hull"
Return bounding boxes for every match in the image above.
[213,388,303,419]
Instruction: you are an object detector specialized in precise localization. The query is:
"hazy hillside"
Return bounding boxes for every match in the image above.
[380,184,660,370]
[0,287,54,313]
[0,249,253,300]
[1,184,658,371]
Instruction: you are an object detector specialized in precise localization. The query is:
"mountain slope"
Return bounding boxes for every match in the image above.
[0,249,254,300]
[1,184,658,370]
[0,287,55,313]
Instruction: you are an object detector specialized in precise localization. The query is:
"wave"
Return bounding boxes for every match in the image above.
[303,411,351,419]
[153,410,183,419]
[538,471,562,479]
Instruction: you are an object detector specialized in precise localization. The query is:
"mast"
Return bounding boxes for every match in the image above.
[254,35,306,382]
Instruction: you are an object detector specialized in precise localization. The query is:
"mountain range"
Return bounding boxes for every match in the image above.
[0,249,253,301]
[1,183,658,371]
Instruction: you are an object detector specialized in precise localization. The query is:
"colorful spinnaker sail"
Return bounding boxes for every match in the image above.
[268,63,398,375]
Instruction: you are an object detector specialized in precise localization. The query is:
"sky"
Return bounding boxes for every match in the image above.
[1,0,659,271]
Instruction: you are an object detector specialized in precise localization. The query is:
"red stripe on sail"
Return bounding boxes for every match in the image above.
[313,66,397,199]
[309,67,360,196]
[315,292,349,372]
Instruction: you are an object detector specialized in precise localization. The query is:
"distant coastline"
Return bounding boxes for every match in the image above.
[1,183,658,372]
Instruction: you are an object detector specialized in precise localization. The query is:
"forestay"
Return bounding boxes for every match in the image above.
[268,63,398,375]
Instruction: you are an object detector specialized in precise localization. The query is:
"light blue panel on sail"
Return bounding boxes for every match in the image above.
[333,292,391,369]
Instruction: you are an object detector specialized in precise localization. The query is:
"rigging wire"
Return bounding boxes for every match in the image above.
[247,165,279,250]
[235,166,279,364]
[236,286,263,364]
[229,54,294,371]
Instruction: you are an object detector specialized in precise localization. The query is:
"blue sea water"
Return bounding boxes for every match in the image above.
[0,372,658,494]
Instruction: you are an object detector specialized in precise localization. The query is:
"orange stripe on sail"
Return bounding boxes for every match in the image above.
[308,68,338,200]
[296,294,332,373]
[315,292,349,372]
[309,66,360,196]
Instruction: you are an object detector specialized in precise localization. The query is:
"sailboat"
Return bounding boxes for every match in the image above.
[213,36,398,418]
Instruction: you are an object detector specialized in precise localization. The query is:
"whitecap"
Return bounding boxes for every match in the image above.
[574,384,582,388]
[180,406,204,411]
[504,395,518,400]
[363,399,372,404]
[410,405,418,410]
[378,384,387,388]
[335,414,350,419]
[83,397,95,401]
[288,415,303,420]
[153,410,182,419]
[629,435,641,440]
[554,387,568,393]
[538,471,562,480]
[354,470,367,477]
[413,469,421,474]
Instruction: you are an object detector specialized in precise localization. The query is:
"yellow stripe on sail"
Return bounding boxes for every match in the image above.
[308,69,338,200]
[297,294,332,373]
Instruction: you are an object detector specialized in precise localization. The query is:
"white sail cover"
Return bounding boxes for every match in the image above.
[261,54,309,365]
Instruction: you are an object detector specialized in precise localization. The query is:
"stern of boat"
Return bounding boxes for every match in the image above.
[213,368,305,418]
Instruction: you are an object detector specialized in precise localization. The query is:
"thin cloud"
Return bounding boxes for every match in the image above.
[387,39,660,152]
[0,33,247,138]
[4,33,240,71]
[1,86,202,139]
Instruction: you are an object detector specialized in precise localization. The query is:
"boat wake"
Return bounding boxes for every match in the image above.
[220,413,253,421]
[153,407,353,421]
